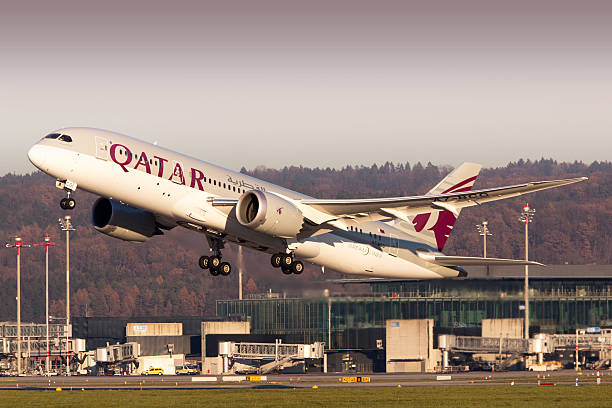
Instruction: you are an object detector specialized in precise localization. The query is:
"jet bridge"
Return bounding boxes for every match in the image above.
[439,329,612,371]
[535,329,612,370]
[0,336,85,374]
[93,342,141,375]
[218,340,325,374]
[438,335,529,371]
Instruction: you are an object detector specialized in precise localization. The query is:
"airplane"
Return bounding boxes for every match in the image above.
[27,128,587,279]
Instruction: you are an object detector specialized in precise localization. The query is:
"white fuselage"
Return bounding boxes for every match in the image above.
[28,128,458,279]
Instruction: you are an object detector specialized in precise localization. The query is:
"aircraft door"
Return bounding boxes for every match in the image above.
[95,137,109,160]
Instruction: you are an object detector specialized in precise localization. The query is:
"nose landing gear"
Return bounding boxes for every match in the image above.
[60,196,76,210]
[57,180,77,210]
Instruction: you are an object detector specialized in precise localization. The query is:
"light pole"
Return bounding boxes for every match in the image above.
[475,220,492,258]
[58,215,75,375]
[36,235,55,375]
[6,236,30,375]
[476,221,492,276]
[519,204,535,340]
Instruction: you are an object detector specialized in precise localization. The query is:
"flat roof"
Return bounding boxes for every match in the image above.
[325,265,612,284]
[464,264,612,279]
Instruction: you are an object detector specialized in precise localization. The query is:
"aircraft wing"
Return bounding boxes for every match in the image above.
[296,177,587,224]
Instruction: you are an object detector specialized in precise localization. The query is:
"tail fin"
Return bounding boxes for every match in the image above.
[411,162,482,250]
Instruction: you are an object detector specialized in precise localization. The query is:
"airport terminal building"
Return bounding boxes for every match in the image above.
[13,264,606,375]
[216,265,612,369]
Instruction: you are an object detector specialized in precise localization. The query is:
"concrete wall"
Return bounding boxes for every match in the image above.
[482,318,524,339]
[201,321,250,374]
[385,319,436,373]
[136,354,184,375]
[127,335,191,356]
[126,323,183,337]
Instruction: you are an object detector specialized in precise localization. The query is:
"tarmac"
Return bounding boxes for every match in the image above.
[0,369,610,390]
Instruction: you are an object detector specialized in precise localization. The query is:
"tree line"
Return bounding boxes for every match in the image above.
[0,158,609,322]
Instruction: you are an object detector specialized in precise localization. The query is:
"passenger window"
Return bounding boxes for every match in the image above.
[214,180,217,186]
[233,186,236,192]
[58,135,72,142]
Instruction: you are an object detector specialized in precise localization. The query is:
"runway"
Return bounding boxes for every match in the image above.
[0,369,609,390]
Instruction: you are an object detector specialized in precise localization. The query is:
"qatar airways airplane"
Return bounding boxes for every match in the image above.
[28,128,586,279]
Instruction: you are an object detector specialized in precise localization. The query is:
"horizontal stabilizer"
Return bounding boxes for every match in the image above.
[431,255,544,267]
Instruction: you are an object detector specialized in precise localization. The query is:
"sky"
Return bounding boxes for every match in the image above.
[2,0,611,176]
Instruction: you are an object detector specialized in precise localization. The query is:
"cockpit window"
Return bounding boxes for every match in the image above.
[45,133,61,139]
[58,135,72,142]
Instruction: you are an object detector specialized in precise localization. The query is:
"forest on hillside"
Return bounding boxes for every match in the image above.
[0,159,610,322]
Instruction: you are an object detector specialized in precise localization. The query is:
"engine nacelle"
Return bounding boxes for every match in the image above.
[92,198,160,242]
[236,190,304,238]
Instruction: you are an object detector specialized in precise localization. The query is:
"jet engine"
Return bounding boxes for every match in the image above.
[92,198,161,242]
[236,190,304,238]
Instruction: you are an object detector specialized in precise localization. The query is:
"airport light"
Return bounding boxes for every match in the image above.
[36,235,55,375]
[5,236,30,375]
[475,220,492,258]
[58,215,75,375]
[519,204,536,340]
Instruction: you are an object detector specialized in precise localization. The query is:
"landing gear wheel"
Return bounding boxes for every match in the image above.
[60,197,76,210]
[219,262,231,276]
[199,256,210,269]
[281,255,293,268]
[210,256,221,269]
[291,261,304,275]
[281,266,292,275]
[209,267,220,276]
[271,254,282,268]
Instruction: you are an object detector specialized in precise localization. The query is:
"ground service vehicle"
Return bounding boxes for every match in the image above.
[142,368,164,375]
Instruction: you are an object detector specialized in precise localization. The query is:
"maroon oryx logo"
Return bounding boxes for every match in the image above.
[412,176,477,250]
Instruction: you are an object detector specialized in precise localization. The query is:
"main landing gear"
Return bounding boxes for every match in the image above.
[199,236,232,277]
[199,255,231,277]
[271,253,303,275]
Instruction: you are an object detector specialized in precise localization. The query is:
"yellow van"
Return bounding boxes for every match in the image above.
[143,368,164,375]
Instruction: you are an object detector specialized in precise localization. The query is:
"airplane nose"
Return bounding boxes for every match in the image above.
[28,144,47,170]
